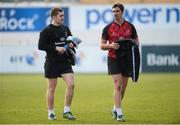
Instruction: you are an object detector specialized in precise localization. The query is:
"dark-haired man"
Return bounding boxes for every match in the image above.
[38,7,76,120]
[100,3,139,121]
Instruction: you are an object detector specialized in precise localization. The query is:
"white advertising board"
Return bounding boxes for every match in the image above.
[69,4,180,45]
[70,4,180,30]
[73,46,107,73]
[0,45,45,73]
[0,45,107,73]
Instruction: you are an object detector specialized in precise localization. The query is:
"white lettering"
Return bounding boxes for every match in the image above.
[8,18,17,30]
[0,17,37,31]
[0,18,7,30]
[27,18,35,29]
[18,18,26,30]
[147,53,179,66]
[0,9,38,31]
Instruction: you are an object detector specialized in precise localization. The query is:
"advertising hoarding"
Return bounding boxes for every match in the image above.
[142,45,180,72]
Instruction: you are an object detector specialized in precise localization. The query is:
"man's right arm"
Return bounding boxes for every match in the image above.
[101,39,112,50]
[38,29,56,53]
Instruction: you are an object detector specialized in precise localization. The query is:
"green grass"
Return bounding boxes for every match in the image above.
[0,73,180,124]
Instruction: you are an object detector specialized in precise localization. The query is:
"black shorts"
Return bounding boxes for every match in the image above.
[107,57,130,76]
[44,62,73,78]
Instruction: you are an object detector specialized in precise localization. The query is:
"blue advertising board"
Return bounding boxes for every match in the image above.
[0,7,69,32]
[142,45,180,72]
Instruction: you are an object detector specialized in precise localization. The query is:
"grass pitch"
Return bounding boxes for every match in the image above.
[0,73,180,124]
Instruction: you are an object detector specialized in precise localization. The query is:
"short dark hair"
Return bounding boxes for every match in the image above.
[112,3,124,12]
[50,7,63,18]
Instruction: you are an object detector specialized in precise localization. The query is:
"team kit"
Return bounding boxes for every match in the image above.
[38,3,140,122]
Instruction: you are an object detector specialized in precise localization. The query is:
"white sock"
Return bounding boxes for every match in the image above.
[48,109,55,115]
[116,108,123,116]
[113,105,116,112]
[64,106,70,113]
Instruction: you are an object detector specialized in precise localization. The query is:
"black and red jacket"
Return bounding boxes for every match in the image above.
[102,20,138,59]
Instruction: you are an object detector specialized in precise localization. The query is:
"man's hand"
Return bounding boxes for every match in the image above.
[101,40,120,50]
[56,46,65,54]
[110,42,120,50]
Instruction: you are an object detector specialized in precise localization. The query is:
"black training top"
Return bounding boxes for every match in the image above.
[38,24,72,63]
